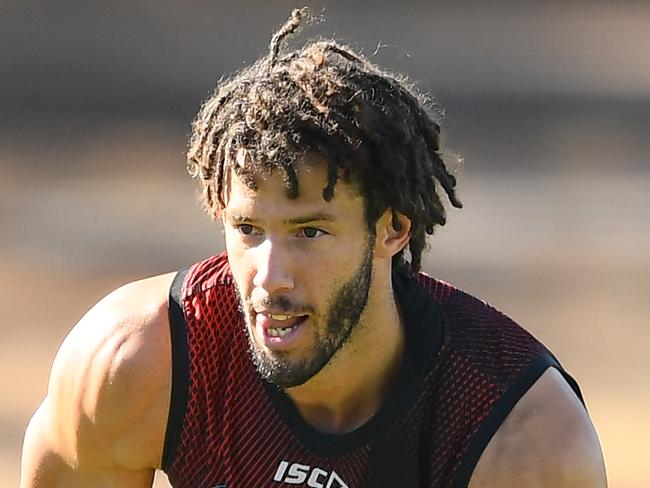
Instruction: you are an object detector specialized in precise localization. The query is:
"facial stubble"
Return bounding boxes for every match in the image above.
[238,241,374,388]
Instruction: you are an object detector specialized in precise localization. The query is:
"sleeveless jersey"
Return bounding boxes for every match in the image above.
[161,253,583,488]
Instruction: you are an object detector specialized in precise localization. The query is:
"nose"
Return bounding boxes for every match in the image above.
[252,238,294,294]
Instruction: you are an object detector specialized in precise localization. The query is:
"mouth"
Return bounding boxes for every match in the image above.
[255,312,309,347]
[266,314,302,338]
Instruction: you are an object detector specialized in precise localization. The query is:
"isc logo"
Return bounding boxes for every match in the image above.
[273,460,349,487]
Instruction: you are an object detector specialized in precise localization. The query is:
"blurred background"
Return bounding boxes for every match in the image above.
[1,1,648,486]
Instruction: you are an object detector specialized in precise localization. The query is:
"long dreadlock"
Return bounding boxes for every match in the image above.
[187,7,462,272]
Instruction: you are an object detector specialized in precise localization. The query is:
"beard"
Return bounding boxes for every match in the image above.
[237,240,374,388]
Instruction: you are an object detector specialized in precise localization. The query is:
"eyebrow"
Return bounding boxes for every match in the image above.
[286,212,338,225]
[228,212,338,225]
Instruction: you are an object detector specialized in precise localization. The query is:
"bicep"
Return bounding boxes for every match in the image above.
[20,401,65,488]
[20,399,156,488]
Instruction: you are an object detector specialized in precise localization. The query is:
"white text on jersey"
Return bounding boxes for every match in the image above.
[273,460,349,487]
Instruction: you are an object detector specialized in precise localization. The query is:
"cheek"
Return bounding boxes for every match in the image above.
[224,233,239,263]
[307,242,368,295]
[224,233,253,292]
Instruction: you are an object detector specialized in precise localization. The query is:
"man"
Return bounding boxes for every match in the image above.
[20,8,606,487]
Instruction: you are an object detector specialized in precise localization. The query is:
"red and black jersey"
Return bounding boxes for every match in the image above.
[161,253,583,488]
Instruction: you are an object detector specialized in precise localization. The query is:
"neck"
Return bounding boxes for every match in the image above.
[285,265,405,433]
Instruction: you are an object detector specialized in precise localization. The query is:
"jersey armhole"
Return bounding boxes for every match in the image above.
[161,268,190,471]
[453,351,584,488]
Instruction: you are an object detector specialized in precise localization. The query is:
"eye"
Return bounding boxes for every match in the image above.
[298,227,326,239]
[237,223,259,236]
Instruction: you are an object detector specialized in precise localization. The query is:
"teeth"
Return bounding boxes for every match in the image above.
[267,325,296,337]
[270,314,291,321]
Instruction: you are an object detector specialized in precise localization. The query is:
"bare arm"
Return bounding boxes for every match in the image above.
[469,367,607,487]
[20,273,175,488]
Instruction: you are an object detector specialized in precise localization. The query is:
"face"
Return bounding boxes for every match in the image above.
[223,155,376,388]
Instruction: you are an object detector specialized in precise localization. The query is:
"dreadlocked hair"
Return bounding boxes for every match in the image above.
[187,7,462,272]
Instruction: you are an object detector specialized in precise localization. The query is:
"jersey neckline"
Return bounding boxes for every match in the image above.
[262,266,443,457]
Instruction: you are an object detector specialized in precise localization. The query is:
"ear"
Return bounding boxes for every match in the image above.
[374,209,411,259]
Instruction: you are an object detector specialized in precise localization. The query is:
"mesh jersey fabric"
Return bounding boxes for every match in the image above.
[162,252,582,488]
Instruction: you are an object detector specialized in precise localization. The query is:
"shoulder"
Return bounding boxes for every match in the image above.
[41,272,176,470]
[469,367,607,487]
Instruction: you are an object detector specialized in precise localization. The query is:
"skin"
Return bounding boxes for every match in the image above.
[469,368,607,487]
[20,156,607,486]
[20,273,174,487]
[223,155,410,431]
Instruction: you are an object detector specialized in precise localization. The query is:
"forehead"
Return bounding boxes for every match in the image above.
[223,154,364,221]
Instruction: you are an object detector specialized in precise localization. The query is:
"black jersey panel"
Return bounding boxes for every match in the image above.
[452,352,582,488]
[161,268,190,471]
